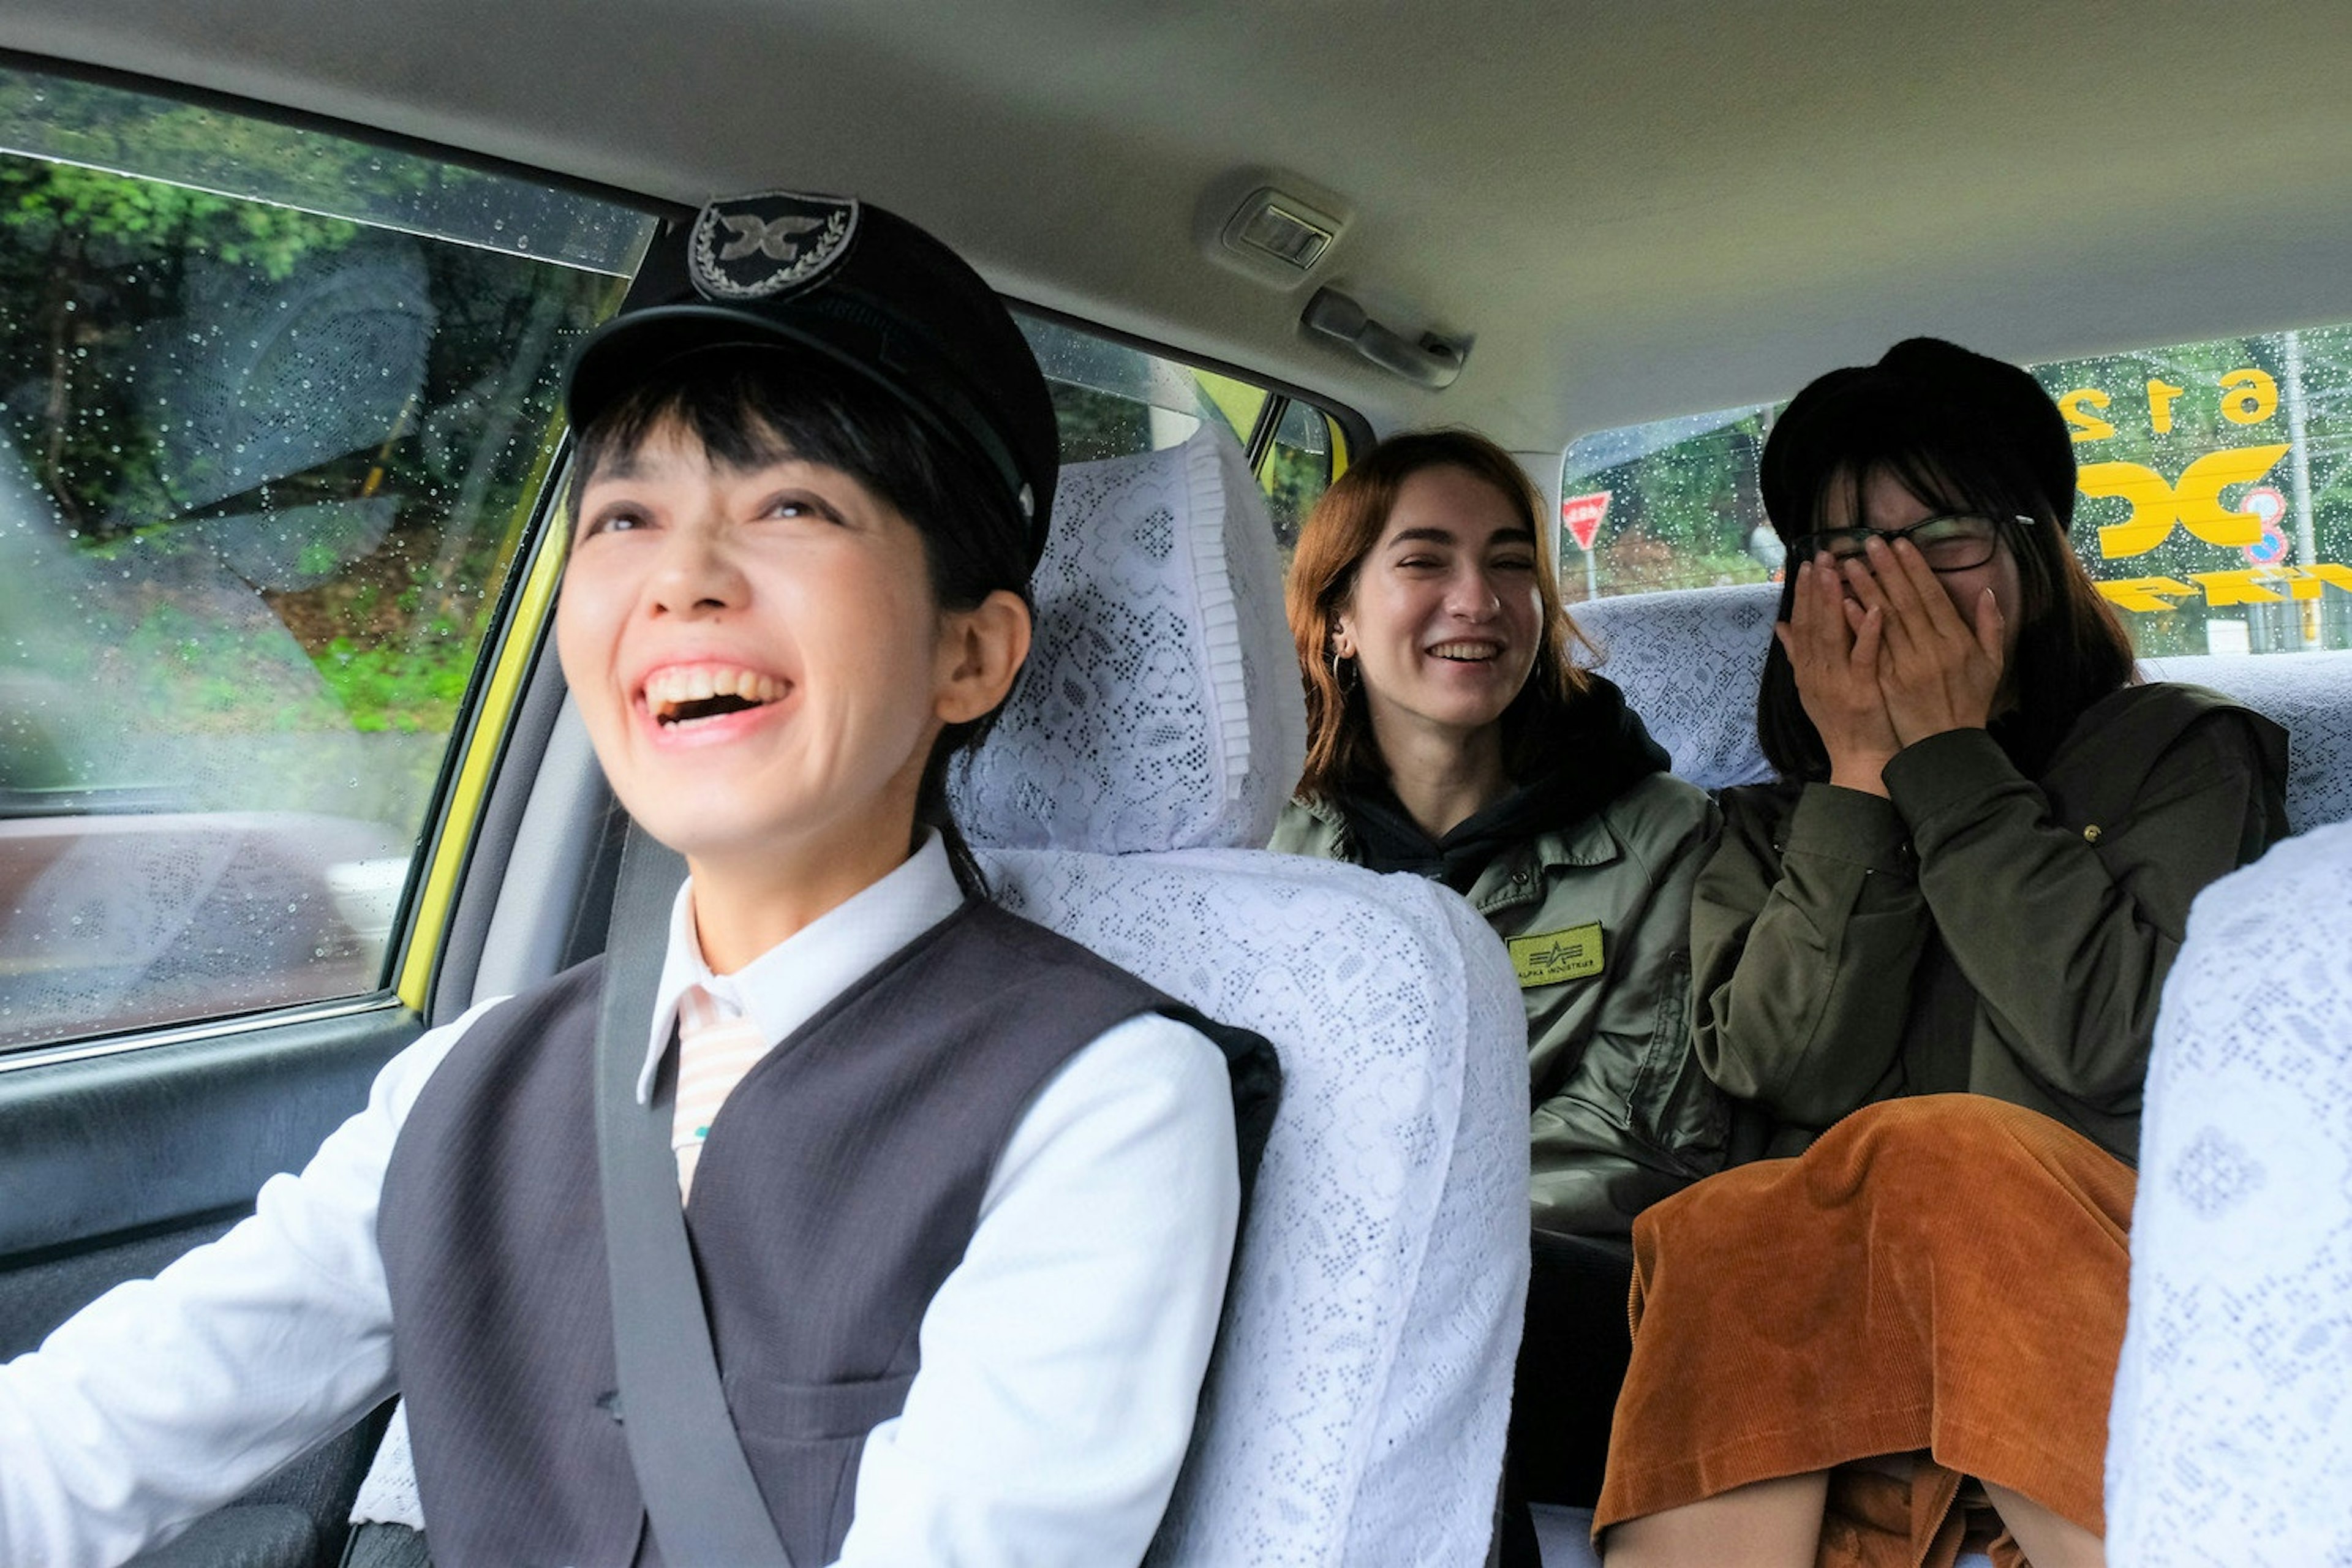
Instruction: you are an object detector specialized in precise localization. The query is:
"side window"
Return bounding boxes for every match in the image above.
[1562,328,2352,660]
[1014,312,1345,554]
[1262,397,1343,553]
[0,66,653,1052]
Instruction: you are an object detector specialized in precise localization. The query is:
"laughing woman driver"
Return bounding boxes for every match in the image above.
[0,194,1273,1568]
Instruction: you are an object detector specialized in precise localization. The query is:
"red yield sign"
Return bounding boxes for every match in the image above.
[1561,491,1611,553]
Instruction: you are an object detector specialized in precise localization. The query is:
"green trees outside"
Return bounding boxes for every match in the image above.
[1561,407,1777,599]
[0,70,631,763]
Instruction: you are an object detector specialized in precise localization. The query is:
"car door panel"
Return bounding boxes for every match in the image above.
[0,1004,419,1356]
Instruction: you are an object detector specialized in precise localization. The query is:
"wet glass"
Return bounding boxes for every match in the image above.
[1014,312,1251,463]
[1556,402,1779,601]
[0,65,652,1051]
[1262,398,1335,556]
[2030,332,2352,656]
[1562,330,2352,657]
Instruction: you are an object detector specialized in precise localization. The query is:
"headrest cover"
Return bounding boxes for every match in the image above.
[565,190,1059,559]
[1570,582,1777,792]
[951,424,1304,853]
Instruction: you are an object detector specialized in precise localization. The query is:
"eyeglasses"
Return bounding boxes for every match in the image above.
[1789,512,2032,575]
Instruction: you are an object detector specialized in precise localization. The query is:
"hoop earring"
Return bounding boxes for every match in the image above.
[1329,649,1357,692]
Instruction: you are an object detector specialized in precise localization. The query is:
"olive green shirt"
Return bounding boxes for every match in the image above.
[1272,771,1724,1239]
[1694,682,2289,1164]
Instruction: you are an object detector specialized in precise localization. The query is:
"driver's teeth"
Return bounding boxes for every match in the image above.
[646,666,788,710]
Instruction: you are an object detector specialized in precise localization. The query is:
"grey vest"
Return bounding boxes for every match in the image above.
[378,900,1278,1568]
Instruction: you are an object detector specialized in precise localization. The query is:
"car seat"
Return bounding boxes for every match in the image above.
[2105,815,2352,1565]
[1568,582,1778,793]
[1576,579,2352,832]
[956,424,1528,1564]
[339,423,1531,1566]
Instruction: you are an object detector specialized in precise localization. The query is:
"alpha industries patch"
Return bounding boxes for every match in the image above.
[1507,922,1605,988]
[689,190,859,301]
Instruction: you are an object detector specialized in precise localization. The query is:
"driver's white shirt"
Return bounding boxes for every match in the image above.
[0,834,1241,1568]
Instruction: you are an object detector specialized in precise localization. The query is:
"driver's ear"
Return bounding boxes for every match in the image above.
[933,589,1030,725]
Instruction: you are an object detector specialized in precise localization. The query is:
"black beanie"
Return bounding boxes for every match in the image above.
[1758,337,2075,538]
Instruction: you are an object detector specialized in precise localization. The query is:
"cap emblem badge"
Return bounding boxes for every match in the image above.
[690,192,859,301]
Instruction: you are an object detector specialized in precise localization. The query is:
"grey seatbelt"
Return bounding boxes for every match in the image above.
[593,824,797,1568]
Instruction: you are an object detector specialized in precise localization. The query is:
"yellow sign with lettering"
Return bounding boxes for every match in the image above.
[2079,444,2290,558]
[1509,923,1605,989]
[2056,360,2349,637]
[2095,562,2352,612]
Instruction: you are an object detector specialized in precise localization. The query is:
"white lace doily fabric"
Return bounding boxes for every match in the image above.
[1569,582,1777,791]
[951,425,1305,854]
[2106,819,2352,1564]
[350,1404,418,1526]
[952,429,1526,1563]
[977,845,1528,1568]
[2138,648,2352,832]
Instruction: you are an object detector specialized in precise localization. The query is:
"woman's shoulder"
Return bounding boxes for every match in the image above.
[1712,777,1805,832]
[2088,677,2265,724]
[2064,680,2289,776]
[1267,796,1351,861]
[1597,768,1719,845]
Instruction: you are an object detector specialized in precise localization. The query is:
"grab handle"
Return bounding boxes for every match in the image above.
[1301,287,1466,390]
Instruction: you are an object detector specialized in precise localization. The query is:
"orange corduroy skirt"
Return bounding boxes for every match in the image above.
[1593,1094,2136,1568]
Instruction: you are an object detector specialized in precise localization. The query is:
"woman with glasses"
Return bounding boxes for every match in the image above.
[1595,339,2289,1568]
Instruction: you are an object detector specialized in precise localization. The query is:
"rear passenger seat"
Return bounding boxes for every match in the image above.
[1518,581,2352,1568]
[1577,580,2352,831]
[2138,647,2352,829]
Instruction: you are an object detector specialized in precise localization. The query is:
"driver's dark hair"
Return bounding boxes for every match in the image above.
[567,348,1035,894]
[1752,339,2135,782]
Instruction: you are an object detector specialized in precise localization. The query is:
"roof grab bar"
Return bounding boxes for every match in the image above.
[1301,287,1466,390]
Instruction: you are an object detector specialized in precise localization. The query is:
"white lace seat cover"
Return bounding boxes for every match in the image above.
[963,427,1526,1562]
[949,421,1303,852]
[1568,582,1777,791]
[978,845,1527,1566]
[2105,819,2352,1566]
[1575,584,2352,832]
[355,424,1530,1566]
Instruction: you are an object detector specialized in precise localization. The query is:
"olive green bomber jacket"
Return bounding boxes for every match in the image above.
[1271,772,1725,1240]
[1694,682,2290,1164]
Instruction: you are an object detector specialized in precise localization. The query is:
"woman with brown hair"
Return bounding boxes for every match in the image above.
[1271,429,1722,1517]
[1595,339,2291,1567]
[1273,426,1722,1240]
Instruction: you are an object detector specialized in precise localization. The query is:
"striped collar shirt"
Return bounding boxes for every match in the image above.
[633,831,963,1106]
